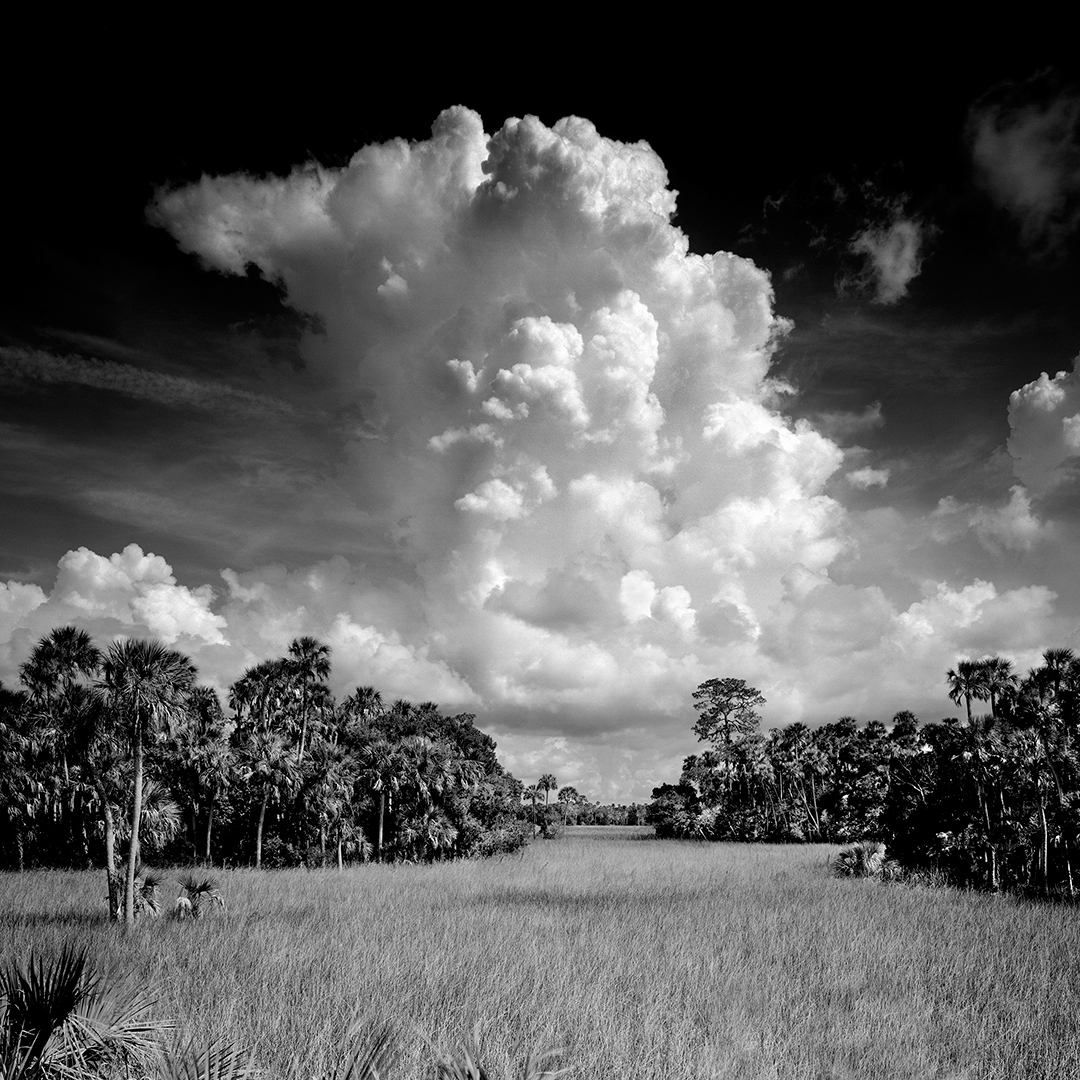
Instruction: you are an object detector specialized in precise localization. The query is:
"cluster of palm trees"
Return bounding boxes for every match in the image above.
[0,627,530,922]
[651,651,1080,895]
[520,775,592,833]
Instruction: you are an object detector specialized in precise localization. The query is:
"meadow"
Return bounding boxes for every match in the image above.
[2,827,1078,1080]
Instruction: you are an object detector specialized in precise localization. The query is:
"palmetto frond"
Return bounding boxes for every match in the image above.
[324,1023,398,1080]
[833,841,887,878]
[175,875,226,918]
[160,1038,257,1080]
[0,946,172,1080]
[433,1027,567,1080]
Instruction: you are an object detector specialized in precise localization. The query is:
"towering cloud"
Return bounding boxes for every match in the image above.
[1007,357,1080,492]
[3,109,1073,798]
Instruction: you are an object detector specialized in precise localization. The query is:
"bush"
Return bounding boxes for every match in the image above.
[833,841,887,879]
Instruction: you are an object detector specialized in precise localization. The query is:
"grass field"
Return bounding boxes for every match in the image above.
[2,827,1078,1080]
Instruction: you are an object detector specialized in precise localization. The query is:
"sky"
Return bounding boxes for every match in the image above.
[3,42,1080,800]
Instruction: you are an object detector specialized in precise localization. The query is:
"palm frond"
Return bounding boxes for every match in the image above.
[161,1037,258,1080]
[519,1048,569,1080]
[0,947,172,1080]
[328,1023,398,1080]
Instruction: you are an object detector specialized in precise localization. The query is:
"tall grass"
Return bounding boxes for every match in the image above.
[2,828,1077,1079]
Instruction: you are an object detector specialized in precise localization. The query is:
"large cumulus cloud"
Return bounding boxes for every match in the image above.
[3,109,1075,798]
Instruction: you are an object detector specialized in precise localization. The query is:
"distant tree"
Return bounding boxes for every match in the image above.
[358,738,402,861]
[287,636,331,762]
[242,730,300,869]
[537,774,557,804]
[557,785,586,824]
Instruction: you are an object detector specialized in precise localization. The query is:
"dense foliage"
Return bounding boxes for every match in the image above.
[0,626,531,893]
[650,655,1080,894]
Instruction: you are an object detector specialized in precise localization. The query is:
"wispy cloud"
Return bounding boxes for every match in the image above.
[968,72,1080,257]
[0,346,298,419]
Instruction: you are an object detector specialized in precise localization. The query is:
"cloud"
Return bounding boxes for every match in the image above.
[931,486,1050,553]
[0,347,297,419]
[813,401,884,442]
[848,217,926,304]
[968,74,1080,255]
[1007,356,1080,492]
[846,466,890,489]
[4,109,1077,799]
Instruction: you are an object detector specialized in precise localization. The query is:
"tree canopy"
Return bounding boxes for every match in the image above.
[692,678,765,748]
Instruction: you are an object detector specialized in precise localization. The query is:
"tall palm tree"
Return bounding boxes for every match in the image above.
[978,656,1019,720]
[229,658,292,735]
[946,660,987,728]
[287,637,331,763]
[241,731,300,869]
[19,627,102,857]
[358,738,402,862]
[99,639,196,925]
[172,686,232,864]
[0,683,43,872]
[537,774,557,805]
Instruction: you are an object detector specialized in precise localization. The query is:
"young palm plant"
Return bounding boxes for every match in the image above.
[0,946,171,1080]
[173,875,226,919]
[433,1026,568,1080]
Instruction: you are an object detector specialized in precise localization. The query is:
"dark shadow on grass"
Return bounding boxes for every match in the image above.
[0,910,111,928]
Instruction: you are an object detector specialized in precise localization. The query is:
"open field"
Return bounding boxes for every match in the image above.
[2,828,1078,1080]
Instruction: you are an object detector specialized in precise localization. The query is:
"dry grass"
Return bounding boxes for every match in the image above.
[1,828,1077,1079]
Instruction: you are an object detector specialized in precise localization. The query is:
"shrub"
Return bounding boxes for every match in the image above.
[833,841,887,879]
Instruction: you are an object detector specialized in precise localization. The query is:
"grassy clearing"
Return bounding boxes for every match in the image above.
[2,828,1077,1079]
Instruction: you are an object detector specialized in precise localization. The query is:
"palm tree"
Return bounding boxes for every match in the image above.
[0,683,43,872]
[946,660,987,728]
[99,639,196,925]
[556,785,584,825]
[304,737,355,864]
[287,637,331,762]
[19,627,102,859]
[241,731,300,869]
[229,658,292,736]
[537,774,557,805]
[358,738,402,862]
[978,656,1019,720]
[172,686,232,864]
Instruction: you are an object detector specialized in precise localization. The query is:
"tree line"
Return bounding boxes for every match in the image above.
[650,654,1080,895]
[0,626,531,921]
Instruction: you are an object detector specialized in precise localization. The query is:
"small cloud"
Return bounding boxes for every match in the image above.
[970,485,1050,552]
[968,72,1080,257]
[814,401,884,441]
[846,466,890,489]
[849,217,926,304]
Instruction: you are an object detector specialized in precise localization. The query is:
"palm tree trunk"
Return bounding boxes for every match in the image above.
[94,776,119,920]
[203,787,215,865]
[255,788,269,869]
[1041,798,1050,895]
[377,789,385,862]
[124,721,144,926]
